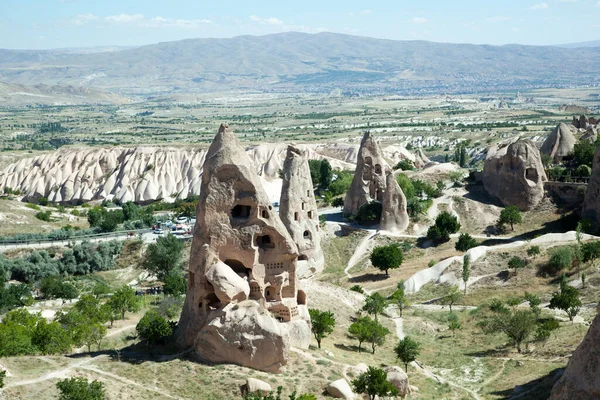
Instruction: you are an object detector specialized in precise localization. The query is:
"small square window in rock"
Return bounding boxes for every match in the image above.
[231,205,251,218]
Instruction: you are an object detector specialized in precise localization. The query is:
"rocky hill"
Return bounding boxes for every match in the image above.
[0,142,414,204]
[0,81,129,106]
[1,32,599,95]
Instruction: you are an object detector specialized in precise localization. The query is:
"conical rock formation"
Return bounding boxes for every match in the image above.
[540,123,577,163]
[581,146,600,228]
[343,132,409,232]
[482,139,547,211]
[279,146,324,279]
[177,124,310,373]
[549,314,600,400]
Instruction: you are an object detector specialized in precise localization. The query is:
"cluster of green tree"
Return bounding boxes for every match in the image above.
[56,377,106,400]
[0,281,32,313]
[0,286,140,357]
[2,186,22,195]
[88,201,154,232]
[455,233,479,252]
[242,386,317,400]
[453,144,469,168]
[426,211,461,243]
[476,287,569,352]
[396,174,443,220]
[307,159,353,203]
[142,234,187,295]
[0,226,103,244]
[0,240,122,283]
[393,159,415,171]
[546,137,600,180]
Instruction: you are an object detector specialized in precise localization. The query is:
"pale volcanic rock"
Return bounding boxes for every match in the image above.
[540,123,577,163]
[177,124,310,373]
[343,132,409,232]
[242,378,272,396]
[326,379,355,399]
[582,146,600,227]
[205,259,251,303]
[413,148,431,169]
[549,315,600,400]
[580,127,598,144]
[380,170,409,233]
[385,366,411,398]
[279,145,324,279]
[483,139,547,211]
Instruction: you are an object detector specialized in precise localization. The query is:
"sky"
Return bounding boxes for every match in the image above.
[1,0,599,49]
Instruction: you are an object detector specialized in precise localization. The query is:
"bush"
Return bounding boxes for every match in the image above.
[38,197,49,206]
[331,197,345,208]
[427,211,460,243]
[498,206,522,231]
[35,211,52,221]
[546,246,575,275]
[350,285,365,294]
[455,233,478,252]
[328,169,353,196]
[355,201,382,226]
[136,310,173,346]
[394,159,415,171]
[56,377,106,400]
[576,164,592,177]
[370,244,404,275]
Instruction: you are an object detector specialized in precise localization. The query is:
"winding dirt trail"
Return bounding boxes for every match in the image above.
[344,231,377,278]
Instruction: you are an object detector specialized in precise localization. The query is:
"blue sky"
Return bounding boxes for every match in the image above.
[1,0,599,49]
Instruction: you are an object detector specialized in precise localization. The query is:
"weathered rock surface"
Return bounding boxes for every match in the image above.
[582,146,600,227]
[326,378,355,399]
[581,126,598,143]
[0,140,418,204]
[549,314,600,400]
[240,378,273,396]
[343,132,409,232]
[177,124,310,373]
[279,145,324,279]
[413,148,431,168]
[385,366,410,398]
[540,123,577,163]
[483,139,548,211]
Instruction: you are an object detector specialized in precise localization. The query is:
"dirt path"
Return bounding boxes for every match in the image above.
[344,231,377,277]
[5,358,93,388]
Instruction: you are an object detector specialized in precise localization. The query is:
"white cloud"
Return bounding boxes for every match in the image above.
[143,17,213,28]
[70,13,99,25]
[529,2,549,9]
[486,16,512,22]
[410,17,429,24]
[105,14,145,23]
[249,16,284,26]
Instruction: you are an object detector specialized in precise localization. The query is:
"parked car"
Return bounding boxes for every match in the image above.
[153,229,163,234]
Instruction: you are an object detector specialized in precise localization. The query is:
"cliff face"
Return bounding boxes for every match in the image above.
[0,141,416,204]
[549,314,600,400]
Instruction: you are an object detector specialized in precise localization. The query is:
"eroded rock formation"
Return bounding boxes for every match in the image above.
[482,139,548,211]
[549,314,600,400]
[343,132,409,232]
[279,146,324,279]
[581,126,598,144]
[177,124,310,373]
[582,146,600,228]
[541,123,577,163]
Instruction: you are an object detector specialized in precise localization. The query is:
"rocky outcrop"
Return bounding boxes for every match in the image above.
[326,379,355,399]
[572,114,597,130]
[176,124,310,373]
[483,139,548,211]
[582,146,600,228]
[549,315,600,400]
[413,148,431,168]
[581,126,598,144]
[541,123,577,163]
[385,366,410,398]
[279,146,324,279]
[343,132,409,232]
[240,378,272,396]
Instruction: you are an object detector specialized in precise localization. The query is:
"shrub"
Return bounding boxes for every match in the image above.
[355,201,382,226]
[35,210,52,221]
[38,197,49,206]
[136,310,173,346]
[498,206,522,231]
[350,285,365,294]
[394,159,415,171]
[455,233,478,252]
[56,377,106,400]
[576,165,592,177]
[546,246,575,275]
[427,211,460,243]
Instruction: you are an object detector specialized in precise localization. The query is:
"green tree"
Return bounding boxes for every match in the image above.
[319,159,333,190]
[163,270,187,296]
[370,244,404,276]
[352,367,398,400]
[442,285,462,313]
[308,160,322,187]
[331,197,344,208]
[108,286,141,320]
[388,281,410,317]
[121,201,140,221]
[308,309,335,349]
[448,313,462,336]
[462,254,471,295]
[0,369,5,389]
[498,206,522,231]
[549,283,582,323]
[581,241,600,266]
[136,310,173,346]
[524,291,542,317]
[92,282,111,299]
[176,202,196,219]
[79,323,107,353]
[547,246,575,274]
[427,211,460,243]
[142,234,184,280]
[348,316,372,352]
[455,233,478,252]
[56,377,106,400]
[32,319,72,355]
[508,256,527,276]
[355,201,382,225]
[481,306,537,353]
[362,292,387,320]
[394,336,421,372]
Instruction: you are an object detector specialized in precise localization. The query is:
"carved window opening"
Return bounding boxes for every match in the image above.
[525,168,538,182]
[256,234,275,249]
[301,202,305,210]
[249,282,261,300]
[297,290,307,305]
[307,190,310,196]
[375,164,382,174]
[294,212,299,221]
[303,230,311,240]
[205,293,220,310]
[265,286,277,302]
[307,211,313,219]
[231,205,251,219]
[261,209,269,219]
[298,254,309,261]
[224,259,251,277]
[365,156,373,166]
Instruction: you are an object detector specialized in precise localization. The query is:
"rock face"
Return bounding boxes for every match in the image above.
[582,146,600,227]
[540,123,577,163]
[177,124,311,373]
[549,315,600,400]
[385,366,410,398]
[483,139,548,211]
[581,126,598,144]
[240,378,273,396]
[343,132,409,232]
[326,379,355,399]
[413,148,431,168]
[279,146,324,279]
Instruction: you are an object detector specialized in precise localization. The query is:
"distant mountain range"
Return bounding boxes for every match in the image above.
[1,32,599,98]
[557,40,600,48]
